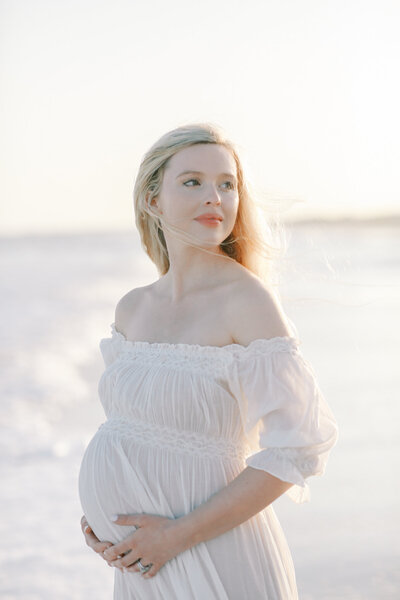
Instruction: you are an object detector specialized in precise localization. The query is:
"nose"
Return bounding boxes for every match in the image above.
[205,185,222,205]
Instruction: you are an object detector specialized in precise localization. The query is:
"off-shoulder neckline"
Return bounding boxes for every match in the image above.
[109,322,300,353]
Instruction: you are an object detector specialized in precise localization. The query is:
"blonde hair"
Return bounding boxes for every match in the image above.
[133,122,285,284]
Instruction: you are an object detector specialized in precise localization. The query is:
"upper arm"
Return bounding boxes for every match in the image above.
[114,287,144,334]
[227,277,293,345]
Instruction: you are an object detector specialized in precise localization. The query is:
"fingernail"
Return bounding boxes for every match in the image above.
[110,514,118,522]
[84,525,91,533]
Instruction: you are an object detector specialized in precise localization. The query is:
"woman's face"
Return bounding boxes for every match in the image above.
[151,143,239,249]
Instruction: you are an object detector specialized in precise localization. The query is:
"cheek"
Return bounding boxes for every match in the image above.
[164,198,193,222]
[227,198,239,226]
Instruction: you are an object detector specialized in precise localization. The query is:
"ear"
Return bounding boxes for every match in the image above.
[146,192,163,215]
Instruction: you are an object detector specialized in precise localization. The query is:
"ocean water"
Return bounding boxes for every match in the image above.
[1,223,399,599]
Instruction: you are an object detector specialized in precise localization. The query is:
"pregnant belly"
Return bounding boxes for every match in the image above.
[78,429,156,544]
[78,421,246,543]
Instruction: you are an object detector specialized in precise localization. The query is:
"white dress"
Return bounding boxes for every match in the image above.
[78,322,338,600]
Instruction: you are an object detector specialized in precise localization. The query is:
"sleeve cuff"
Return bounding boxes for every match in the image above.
[245,447,322,503]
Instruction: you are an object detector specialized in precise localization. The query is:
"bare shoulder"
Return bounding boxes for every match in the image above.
[226,267,293,345]
[114,284,150,332]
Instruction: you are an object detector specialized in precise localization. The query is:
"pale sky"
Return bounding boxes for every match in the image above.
[1,0,399,235]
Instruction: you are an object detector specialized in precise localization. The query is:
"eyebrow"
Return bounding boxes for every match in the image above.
[176,170,237,180]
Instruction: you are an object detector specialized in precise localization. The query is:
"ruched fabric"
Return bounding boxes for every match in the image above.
[78,323,338,600]
[230,338,339,504]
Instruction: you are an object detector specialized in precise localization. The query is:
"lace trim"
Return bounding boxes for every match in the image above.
[246,446,321,480]
[106,322,299,355]
[115,349,230,373]
[110,322,299,351]
[97,417,248,462]
[99,323,300,373]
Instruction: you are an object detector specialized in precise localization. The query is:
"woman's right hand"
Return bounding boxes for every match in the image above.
[80,515,123,571]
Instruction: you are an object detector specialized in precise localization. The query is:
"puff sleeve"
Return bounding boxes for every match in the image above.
[232,337,339,504]
[99,323,125,368]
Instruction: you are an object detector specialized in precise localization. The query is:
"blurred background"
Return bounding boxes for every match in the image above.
[1,0,399,598]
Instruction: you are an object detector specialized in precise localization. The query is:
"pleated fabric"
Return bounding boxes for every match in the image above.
[78,323,338,599]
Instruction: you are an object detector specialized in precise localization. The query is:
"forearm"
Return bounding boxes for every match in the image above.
[174,466,294,550]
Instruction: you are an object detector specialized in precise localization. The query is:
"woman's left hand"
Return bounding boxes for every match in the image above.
[103,513,188,579]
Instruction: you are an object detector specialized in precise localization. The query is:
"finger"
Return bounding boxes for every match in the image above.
[108,561,124,572]
[111,550,140,569]
[92,541,113,554]
[107,553,128,572]
[104,539,136,561]
[142,563,158,579]
[82,524,98,543]
[107,560,124,572]
[107,552,128,563]
[110,513,143,527]
[84,529,103,548]
[116,551,142,569]
[82,524,113,554]
[84,531,99,547]
[80,518,92,535]
[124,561,141,573]
[123,559,154,575]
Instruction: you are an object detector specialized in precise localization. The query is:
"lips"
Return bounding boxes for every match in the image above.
[195,213,223,221]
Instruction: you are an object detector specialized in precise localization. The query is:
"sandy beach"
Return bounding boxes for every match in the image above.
[1,222,399,599]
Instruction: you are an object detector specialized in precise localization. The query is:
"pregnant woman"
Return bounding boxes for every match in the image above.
[78,122,339,599]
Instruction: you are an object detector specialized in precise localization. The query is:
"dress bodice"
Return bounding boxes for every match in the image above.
[97,322,339,504]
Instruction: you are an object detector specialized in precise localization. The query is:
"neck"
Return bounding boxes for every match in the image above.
[158,245,234,303]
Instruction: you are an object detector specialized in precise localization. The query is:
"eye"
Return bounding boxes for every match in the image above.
[222,181,235,190]
[183,179,235,190]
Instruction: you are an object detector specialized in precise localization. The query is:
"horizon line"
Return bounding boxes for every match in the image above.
[1,211,400,240]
